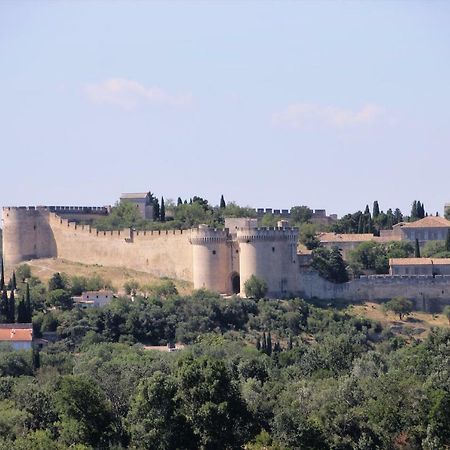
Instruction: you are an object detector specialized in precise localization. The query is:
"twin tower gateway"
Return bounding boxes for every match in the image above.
[2,206,300,297]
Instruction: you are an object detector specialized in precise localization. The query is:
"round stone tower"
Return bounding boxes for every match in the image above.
[2,207,56,269]
[236,226,299,297]
[190,225,232,293]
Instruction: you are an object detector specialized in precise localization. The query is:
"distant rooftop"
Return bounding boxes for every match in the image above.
[0,324,33,342]
[318,232,380,243]
[400,216,450,228]
[120,193,149,199]
[390,258,450,266]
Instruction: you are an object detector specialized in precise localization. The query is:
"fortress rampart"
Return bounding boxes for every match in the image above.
[299,270,450,311]
[3,206,450,308]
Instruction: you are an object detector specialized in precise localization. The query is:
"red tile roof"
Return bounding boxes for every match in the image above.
[0,326,33,342]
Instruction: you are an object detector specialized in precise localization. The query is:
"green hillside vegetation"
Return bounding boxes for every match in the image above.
[0,263,449,448]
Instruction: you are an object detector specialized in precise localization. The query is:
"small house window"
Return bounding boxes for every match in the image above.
[212,250,216,255]
[272,247,275,252]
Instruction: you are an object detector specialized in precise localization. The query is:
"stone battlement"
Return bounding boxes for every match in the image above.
[190,226,229,245]
[3,206,108,214]
[236,227,298,242]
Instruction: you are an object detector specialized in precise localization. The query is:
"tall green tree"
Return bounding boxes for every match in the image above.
[127,371,195,450]
[0,289,8,323]
[411,200,418,220]
[153,198,160,221]
[12,272,17,291]
[25,282,32,322]
[177,197,183,206]
[17,297,27,323]
[373,201,380,218]
[220,195,226,209]
[0,257,4,291]
[394,208,403,224]
[7,290,15,323]
[267,331,273,356]
[357,215,364,234]
[55,375,117,448]
[176,354,253,449]
[160,197,166,222]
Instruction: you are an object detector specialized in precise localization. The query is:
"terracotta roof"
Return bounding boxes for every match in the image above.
[318,232,381,243]
[0,327,33,342]
[401,216,450,229]
[390,258,450,266]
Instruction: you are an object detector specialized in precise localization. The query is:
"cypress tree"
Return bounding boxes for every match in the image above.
[373,201,380,218]
[446,230,450,252]
[7,290,15,323]
[160,197,166,222]
[0,257,4,291]
[256,339,261,351]
[0,290,8,323]
[411,201,417,220]
[25,282,32,322]
[420,202,425,219]
[288,335,293,350]
[262,332,267,353]
[365,216,372,234]
[153,198,160,221]
[357,215,364,234]
[32,347,40,371]
[415,238,421,258]
[394,208,403,224]
[177,197,183,206]
[364,205,370,216]
[386,208,394,229]
[12,272,17,291]
[220,195,226,209]
[17,297,27,323]
[267,331,272,356]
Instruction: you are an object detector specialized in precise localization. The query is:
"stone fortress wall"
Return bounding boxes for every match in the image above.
[2,206,193,282]
[299,270,450,311]
[3,205,450,308]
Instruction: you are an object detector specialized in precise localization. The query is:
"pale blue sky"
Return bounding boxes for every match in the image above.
[1,1,449,217]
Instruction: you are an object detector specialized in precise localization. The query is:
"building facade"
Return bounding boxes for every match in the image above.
[120,192,154,220]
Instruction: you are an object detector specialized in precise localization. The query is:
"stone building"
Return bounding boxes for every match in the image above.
[318,232,389,259]
[320,216,450,259]
[393,216,450,245]
[389,258,450,276]
[120,192,154,220]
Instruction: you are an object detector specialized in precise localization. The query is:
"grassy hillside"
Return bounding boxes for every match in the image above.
[21,257,193,295]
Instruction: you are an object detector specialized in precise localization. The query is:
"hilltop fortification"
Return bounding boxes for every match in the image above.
[3,204,450,309]
[2,206,299,296]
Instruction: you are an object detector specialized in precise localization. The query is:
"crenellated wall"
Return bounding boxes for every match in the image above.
[299,270,450,311]
[48,213,193,281]
[4,206,450,308]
